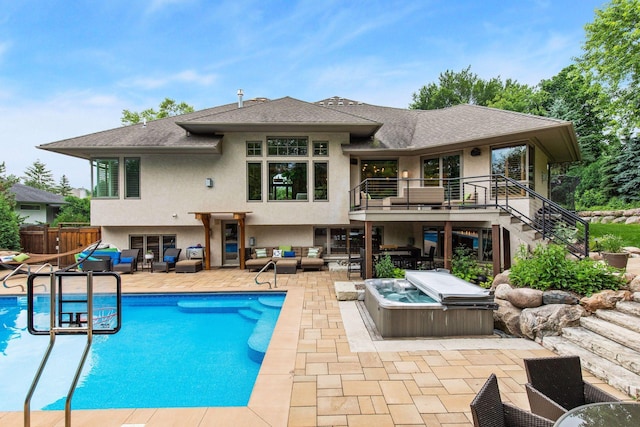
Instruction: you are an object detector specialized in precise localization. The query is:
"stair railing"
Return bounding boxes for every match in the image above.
[254,261,277,289]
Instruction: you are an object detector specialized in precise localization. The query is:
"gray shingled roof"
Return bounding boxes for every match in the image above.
[38,96,580,162]
[10,183,67,205]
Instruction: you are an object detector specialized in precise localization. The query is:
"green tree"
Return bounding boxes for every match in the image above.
[410,66,505,109]
[0,163,21,250]
[56,175,73,196]
[23,159,55,192]
[121,97,195,126]
[579,0,640,136]
[53,196,90,226]
[487,79,547,115]
[614,136,640,202]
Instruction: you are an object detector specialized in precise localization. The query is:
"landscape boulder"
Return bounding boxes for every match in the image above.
[520,304,585,342]
[494,283,512,300]
[506,287,543,309]
[493,299,522,337]
[542,290,578,305]
[491,270,511,288]
[580,290,632,312]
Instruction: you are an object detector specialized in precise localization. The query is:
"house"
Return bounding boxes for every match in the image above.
[9,183,66,225]
[38,95,584,276]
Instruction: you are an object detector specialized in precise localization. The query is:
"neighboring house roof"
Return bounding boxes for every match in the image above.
[39,95,580,162]
[10,183,66,205]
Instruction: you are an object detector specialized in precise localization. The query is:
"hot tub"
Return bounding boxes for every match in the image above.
[364,271,497,338]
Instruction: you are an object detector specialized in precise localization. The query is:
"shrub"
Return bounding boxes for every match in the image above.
[596,234,624,253]
[509,243,623,296]
[451,245,493,287]
[374,254,405,278]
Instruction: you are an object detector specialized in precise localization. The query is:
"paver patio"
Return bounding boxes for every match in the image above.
[0,266,632,426]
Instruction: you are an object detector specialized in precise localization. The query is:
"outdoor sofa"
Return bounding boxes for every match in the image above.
[245,246,324,272]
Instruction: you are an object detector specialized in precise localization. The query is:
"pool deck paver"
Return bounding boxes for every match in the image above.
[0,265,635,426]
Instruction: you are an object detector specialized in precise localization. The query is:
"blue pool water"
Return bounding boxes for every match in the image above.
[0,292,285,411]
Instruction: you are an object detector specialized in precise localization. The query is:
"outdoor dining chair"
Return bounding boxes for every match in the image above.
[470,373,553,427]
[524,355,621,421]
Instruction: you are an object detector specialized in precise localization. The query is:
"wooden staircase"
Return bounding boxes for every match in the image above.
[540,294,640,398]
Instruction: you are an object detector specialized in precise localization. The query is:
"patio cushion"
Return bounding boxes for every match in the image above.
[255,248,267,258]
[121,256,135,263]
[164,255,176,263]
[284,251,296,257]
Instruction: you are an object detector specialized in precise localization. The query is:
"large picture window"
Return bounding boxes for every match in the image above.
[124,157,140,198]
[360,160,398,198]
[491,144,534,193]
[92,158,119,198]
[422,154,461,199]
[247,162,262,201]
[267,137,308,156]
[268,162,307,201]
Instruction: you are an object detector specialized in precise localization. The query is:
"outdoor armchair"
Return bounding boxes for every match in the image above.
[113,249,140,274]
[470,373,553,427]
[524,355,621,421]
[152,247,182,272]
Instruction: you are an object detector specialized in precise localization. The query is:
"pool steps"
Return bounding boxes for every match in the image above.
[177,296,283,363]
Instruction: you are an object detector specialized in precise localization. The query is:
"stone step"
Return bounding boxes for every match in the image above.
[616,300,640,317]
[595,309,640,334]
[561,327,640,375]
[542,335,640,398]
[580,316,640,353]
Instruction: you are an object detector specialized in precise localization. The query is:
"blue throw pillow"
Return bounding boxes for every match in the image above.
[284,251,296,258]
[121,256,134,263]
[164,255,176,263]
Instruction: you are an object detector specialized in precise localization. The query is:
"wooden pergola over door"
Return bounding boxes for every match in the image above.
[190,211,251,270]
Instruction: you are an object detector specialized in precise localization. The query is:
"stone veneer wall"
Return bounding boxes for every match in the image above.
[579,208,640,224]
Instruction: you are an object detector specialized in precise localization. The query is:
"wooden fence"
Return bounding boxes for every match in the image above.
[19,225,101,267]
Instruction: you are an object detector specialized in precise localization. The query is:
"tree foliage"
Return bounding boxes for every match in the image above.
[23,159,55,192]
[0,162,21,250]
[579,0,640,135]
[53,196,90,226]
[121,97,195,126]
[56,175,73,196]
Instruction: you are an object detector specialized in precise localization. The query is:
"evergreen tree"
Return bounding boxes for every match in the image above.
[0,162,21,250]
[23,159,55,191]
[57,175,73,196]
[613,136,640,203]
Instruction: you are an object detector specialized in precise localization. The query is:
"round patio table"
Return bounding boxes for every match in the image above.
[553,402,640,427]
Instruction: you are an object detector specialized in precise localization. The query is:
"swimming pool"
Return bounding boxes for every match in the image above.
[0,292,286,411]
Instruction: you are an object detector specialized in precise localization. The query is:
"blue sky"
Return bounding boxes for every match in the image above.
[0,0,606,189]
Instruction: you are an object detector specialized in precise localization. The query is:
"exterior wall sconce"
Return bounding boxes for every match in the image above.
[205,178,214,188]
[172,213,178,218]
[401,170,409,179]
[249,237,256,246]
[470,147,481,156]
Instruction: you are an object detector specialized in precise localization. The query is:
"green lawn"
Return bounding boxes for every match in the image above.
[588,222,640,248]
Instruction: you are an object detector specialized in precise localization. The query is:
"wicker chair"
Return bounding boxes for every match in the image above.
[470,374,553,427]
[524,356,621,421]
[113,249,140,274]
[152,247,182,273]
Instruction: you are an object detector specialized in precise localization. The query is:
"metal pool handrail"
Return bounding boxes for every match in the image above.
[254,260,277,289]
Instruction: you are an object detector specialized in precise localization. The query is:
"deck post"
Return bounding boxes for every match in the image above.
[492,224,501,276]
[365,221,373,279]
[444,221,452,270]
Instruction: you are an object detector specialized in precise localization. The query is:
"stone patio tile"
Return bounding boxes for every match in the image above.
[342,380,383,396]
[389,403,424,424]
[379,380,413,404]
[412,395,447,413]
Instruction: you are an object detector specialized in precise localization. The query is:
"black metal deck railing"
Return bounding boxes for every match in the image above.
[349,175,589,259]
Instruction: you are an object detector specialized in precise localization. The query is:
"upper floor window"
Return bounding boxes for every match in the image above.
[246,141,262,156]
[360,159,398,198]
[491,144,534,190]
[313,141,328,156]
[314,162,328,200]
[125,157,140,198]
[247,162,262,201]
[92,158,119,198]
[267,137,308,156]
[268,162,307,200]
